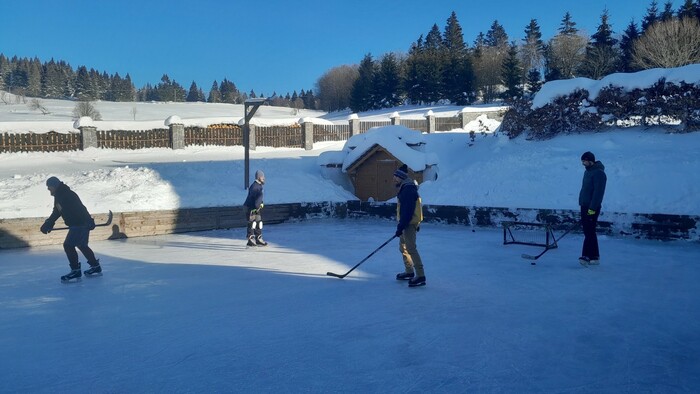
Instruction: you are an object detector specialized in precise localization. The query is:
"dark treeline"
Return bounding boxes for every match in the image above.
[0,54,318,110]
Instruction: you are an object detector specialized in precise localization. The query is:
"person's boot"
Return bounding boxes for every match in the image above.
[579,256,590,266]
[84,259,102,276]
[396,272,415,281]
[61,263,82,282]
[408,276,426,287]
[255,236,268,246]
[247,235,257,247]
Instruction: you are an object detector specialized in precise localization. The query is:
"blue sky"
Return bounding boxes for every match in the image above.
[1,0,681,96]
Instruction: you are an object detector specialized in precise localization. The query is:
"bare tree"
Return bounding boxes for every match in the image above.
[546,33,589,79]
[28,98,50,115]
[473,46,507,102]
[633,17,700,68]
[316,65,359,112]
[72,101,103,120]
[579,46,619,79]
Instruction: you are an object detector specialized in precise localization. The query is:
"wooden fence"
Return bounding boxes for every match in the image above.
[97,129,170,149]
[0,108,505,153]
[0,131,81,153]
[185,124,243,146]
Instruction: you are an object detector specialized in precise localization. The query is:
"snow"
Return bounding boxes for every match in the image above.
[1,83,700,391]
[532,63,700,108]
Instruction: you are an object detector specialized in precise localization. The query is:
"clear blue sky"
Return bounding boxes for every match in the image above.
[0,0,681,96]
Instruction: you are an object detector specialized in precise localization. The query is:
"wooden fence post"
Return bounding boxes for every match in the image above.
[301,119,314,150]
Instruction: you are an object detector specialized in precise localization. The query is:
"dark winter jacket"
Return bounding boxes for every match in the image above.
[244,180,264,210]
[396,179,423,233]
[46,183,92,227]
[579,161,607,212]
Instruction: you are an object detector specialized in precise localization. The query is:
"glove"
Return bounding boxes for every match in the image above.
[395,228,403,237]
[88,217,96,230]
[259,203,264,210]
[587,209,596,216]
[40,220,54,234]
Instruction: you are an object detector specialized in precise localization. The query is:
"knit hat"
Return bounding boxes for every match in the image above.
[255,170,265,180]
[393,164,408,180]
[46,176,61,188]
[581,151,595,162]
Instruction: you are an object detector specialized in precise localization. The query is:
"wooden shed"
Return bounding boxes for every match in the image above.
[345,144,426,202]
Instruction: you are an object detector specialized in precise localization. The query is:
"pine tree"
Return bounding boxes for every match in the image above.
[208,81,221,103]
[677,0,697,19]
[74,66,94,100]
[485,20,508,47]
[441,11,474,105]
[642,0,659,32]
[350,53,375,112]
[186,81,202,102]
[521,19,545,83]
[219,79,241,104]
[660,1,675,21]
[559,12,579,35]
[373,53,403,108]
[619,20,641,72]
[423,24,445,103]
[501,42,523,100]
[526,68,543,95]
[581,8,619,78]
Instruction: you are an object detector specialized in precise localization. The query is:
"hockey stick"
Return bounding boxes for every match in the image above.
[53,210,113,231]
[327,235,397,279]
[521,222,579,261]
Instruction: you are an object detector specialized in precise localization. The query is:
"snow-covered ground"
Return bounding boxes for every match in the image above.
[1,219,699,393]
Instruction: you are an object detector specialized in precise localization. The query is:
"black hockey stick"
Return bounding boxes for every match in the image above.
[53,210,113,231]
[327,235,397,279]
[521,222,579,261]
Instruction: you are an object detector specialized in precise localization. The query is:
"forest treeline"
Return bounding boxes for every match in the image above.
[1,0,699,113]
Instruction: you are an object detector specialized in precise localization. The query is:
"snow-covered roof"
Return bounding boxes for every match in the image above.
[340,125,438,172]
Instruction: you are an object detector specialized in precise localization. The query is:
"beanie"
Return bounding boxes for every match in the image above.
[581,151,595,162]
[46,176,61,188]
[255,170,265,180]
[393,164,408,180]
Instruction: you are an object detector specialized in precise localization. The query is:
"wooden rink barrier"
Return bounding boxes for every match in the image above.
[0,203,339,249]
[1,202,698,250]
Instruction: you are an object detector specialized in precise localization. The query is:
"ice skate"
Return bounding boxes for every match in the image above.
[396,272,414,281]
[61,268,82,282]
[84,260,102,276]
[408,276,426,287]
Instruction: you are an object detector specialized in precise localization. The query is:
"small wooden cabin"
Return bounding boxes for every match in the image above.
[345,144,425,201]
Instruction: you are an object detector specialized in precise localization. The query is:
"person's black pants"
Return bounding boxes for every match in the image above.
[580,206,600,259]
[245,210,262,238]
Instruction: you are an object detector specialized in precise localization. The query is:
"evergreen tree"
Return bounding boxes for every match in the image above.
[501,42,523,100]
[677,0,697,19]
[660,1,675,21]
[559,12,579,35]
[442,11,474,105]
[74,66,94,100]
[26,57,42,97]
[219,78,241,103]
[350,53,375,112]
[521,19,545,83]
[186,81,204,102]
[208,81,221,103]
[581,8,619,78]
[642,0,659,32]
[485,20,509,47]
[526,68,543,95]
[373,53,404,108]
[422,24,445,103]
[619,20,641,72]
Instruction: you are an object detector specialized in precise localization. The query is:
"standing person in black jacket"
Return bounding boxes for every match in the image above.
[41,176,101,282]
[244,170,267,247]
[393,165,425,287]
[578,152,607,266]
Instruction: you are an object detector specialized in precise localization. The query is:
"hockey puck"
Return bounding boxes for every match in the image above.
[531,262,536,265]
